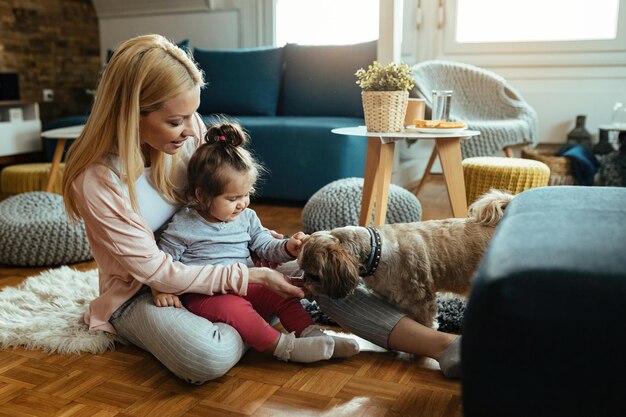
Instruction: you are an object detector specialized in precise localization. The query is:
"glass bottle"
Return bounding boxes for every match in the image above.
[592,128,615,155]
[567,115,592,148]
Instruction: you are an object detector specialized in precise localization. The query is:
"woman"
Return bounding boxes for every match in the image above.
[62,34,461,384]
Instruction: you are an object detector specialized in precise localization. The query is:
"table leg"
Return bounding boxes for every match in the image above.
[359,137,383,226]
[413,146,438,196]
[435,137,468,218]
[372,141,395,226]
[46,138,67,193]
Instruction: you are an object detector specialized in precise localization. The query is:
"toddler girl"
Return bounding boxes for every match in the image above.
[153,121,359,363]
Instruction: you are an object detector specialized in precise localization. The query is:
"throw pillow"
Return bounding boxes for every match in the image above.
[194,47,283,116]
[279,40,377,118]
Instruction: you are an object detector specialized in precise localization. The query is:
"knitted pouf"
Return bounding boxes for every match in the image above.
[0,163,65,194]
[462,157,550,205]
[302,177,422,233]
[0,192,92,266]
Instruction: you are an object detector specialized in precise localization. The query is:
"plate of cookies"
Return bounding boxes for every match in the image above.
[406,119,467,134]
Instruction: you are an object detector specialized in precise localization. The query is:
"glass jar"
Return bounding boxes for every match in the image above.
[611,102,626,129]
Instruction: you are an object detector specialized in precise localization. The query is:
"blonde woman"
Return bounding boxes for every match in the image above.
[63,34,461,383]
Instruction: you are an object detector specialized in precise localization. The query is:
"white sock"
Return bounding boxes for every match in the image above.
[273,332,334,363]
[301,325,360,358]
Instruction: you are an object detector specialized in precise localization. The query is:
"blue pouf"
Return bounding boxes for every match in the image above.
[0,192,92,266]
[462,186,626,417]
[302,177,422,233]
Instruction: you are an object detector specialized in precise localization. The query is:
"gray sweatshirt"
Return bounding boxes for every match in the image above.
[157,206,294,266]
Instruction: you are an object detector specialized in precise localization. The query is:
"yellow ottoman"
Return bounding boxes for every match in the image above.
[0,163,65,195]
[462,157,550,205]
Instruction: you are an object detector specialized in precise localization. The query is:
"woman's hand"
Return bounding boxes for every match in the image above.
[249,267,305,299]
[268,230,284,239]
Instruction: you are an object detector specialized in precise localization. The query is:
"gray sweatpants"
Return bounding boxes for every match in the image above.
[110,262,405,384]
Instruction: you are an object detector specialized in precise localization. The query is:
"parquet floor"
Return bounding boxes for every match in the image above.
[0,176,460,417]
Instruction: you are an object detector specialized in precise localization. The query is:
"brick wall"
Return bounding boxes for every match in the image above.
[0,0,100,127]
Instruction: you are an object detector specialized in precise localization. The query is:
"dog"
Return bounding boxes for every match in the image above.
[297,189,514,328]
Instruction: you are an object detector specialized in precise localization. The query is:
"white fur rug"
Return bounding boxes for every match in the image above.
[0,267,117,355]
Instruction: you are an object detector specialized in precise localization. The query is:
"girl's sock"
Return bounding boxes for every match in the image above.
[300,324,360,358]
[273,332,334,363]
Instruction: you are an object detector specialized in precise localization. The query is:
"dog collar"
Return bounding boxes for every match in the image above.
[363,227,382,276]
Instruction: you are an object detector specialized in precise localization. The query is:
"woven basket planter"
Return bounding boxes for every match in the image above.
[362,90,408,133]
[521,145,575,185]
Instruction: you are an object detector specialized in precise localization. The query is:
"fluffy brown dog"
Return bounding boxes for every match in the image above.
[297,189,514,328]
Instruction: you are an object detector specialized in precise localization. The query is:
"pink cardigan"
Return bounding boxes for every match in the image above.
[73,115,249,333]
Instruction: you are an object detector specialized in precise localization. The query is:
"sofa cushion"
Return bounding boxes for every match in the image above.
[279,41,377,118]
[194,47,283,116]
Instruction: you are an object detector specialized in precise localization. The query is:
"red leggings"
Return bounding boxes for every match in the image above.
[181,284,314,352]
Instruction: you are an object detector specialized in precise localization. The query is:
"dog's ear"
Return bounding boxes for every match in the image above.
[298,233,329,277]
[300,233,361,299]
[317,244,361,299]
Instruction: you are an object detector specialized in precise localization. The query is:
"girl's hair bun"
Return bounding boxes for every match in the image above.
[205,121,248,147]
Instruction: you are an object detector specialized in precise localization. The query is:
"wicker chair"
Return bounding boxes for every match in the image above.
[410,60,540,194]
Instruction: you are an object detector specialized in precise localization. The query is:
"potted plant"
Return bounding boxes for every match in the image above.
[355,61,415,132]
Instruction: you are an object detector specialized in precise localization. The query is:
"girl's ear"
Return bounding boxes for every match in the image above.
[194,187,211,212]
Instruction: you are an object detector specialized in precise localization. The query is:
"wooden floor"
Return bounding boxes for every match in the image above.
[0,176,460,417]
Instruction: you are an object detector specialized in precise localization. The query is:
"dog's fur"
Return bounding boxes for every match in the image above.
[297,189,514,328]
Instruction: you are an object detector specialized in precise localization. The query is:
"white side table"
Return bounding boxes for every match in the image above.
[41,125,84,193]
[332,126,480,225]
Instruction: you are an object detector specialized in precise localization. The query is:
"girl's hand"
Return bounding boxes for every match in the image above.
[153,292,183,308]
[249,267,305,299]
[286,231,309,258]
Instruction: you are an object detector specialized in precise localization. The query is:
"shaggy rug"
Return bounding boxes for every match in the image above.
[0,267,116,355]
[0,267,466,355]
[434,293,467,334]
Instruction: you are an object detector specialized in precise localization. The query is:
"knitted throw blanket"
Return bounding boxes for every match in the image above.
[411,60,539,158]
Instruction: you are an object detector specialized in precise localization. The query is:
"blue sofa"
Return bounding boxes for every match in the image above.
[462,186,626,417]
[45,41,376,202]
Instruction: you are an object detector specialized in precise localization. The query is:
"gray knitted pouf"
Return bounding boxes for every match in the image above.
[302,177,422,233]
[0,192,92,266]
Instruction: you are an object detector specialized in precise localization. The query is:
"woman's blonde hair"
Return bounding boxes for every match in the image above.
[62,34,204,219]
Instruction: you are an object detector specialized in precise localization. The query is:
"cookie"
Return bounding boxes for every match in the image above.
[413,119,444,128]
[438,121,466,129]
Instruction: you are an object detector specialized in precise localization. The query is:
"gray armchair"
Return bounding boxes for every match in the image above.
[411,60,539,159]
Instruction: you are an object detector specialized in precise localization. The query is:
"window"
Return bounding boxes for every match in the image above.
[441,0,626,57]
[274,0,378,46]
[455,0,619,43]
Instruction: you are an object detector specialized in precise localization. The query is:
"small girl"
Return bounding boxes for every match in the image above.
[153,121,359,363]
